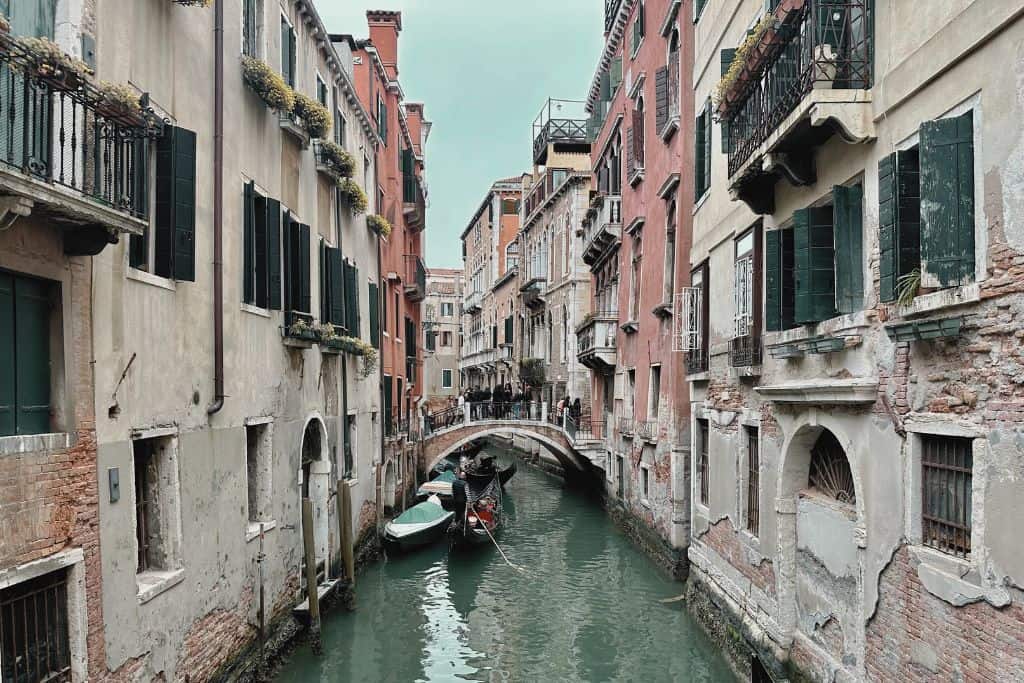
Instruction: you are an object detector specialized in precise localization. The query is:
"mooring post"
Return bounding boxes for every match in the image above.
[337,482,355,586]
[302,498,322,653]
[257,522,266,678]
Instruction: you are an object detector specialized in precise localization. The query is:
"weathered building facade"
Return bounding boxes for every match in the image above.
[459,177,522,391]
[423,267,463,408]
[684,0,1024,680]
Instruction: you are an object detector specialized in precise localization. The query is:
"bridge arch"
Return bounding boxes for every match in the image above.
[420,421,589,475]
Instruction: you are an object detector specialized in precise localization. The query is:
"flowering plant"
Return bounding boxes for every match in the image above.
[367,213,392,239]
[241,55,294,112]
[292,92,332,138]
[338,177,368,214]
[317,140,355,177]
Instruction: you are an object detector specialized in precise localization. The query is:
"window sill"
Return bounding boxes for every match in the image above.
[282,337,314,349]
[127,267,176,292]
[894,283,980,319]
[908,545,1009,608]
[0,432,74,457]
[652,301,673,318]
[659,117,679,142]
[137,567,185,605]
[246,519,278,543]
[241,303,273,318]
[765,310,871,346]
[686,371,709,383]
[621,320,639,334]
[729,364,762,378]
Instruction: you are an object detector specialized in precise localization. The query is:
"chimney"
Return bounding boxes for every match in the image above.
[366,10,402,80]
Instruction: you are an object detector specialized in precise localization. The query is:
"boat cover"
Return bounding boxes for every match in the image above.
[392,497,449,525]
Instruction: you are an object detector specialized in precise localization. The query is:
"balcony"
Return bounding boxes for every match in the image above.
[581,194,622,268]
[577,311,618,371]
[720,0,874,214]
[605,0,622,32]
[617,416,634,437]
[685,349,709,375]
[729,335,763,369]
[520,277,547,310]
[404,254,426,302]
[532,98,589,165]
[464,289,483,313]
[0,46,155,250]
[403,172,425,231]
[635,420,657,443]
[459,348,497,372]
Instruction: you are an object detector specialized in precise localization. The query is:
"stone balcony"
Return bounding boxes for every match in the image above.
[581,194,622,269]
[577,313,618,371]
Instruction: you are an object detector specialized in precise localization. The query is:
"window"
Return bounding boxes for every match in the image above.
[630,0,645,57]
[316,75,328,109]
[133,435,181,575]
[332,86,347,147]
[441,331,452,347]
[1,570,71,683]
[245,422,272,525]
[734,230,754,339]
[921,435,973,558]
[694,100,712,201]
[676,263,709,373]
[441,302,454,317]
[128,126,198,281]
[879,110,975,299]
[242,182,282,309]
[641,465,650,501]
[501,198,517,214]
[376,94,388,142]
[282,212,311,319]
[343,415,356,479]
[765,183,863,330]
[697,419,709,506]
[663,200,676,303]
[746,427,760,536]
[242,0,263,57]
[442,369,453,389]
[629,98,645,179]
[0,272,56,437]
[694,0,708,22]
[626,369,636,417]
[808,430,855,503]
[369,281,380,347]
[280,13,296,87]
[649,365,661,417]
[629,237,642,321]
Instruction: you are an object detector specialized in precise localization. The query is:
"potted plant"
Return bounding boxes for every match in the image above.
[96,81,144,126]
[316,140,355,178]
[292,92,331,139]
[286,317,317,341]
[15,36,93,91]
[367,213,392,239]
[241,55,294,112]
[338,177,368,214]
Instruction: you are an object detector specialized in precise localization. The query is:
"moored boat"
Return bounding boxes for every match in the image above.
[449,477,502,548]
[416,469,456,507]
[384,495,454,551]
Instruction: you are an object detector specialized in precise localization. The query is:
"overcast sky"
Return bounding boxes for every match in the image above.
[316,1,604,269]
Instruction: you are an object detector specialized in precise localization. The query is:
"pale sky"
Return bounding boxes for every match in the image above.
[316,0,604,269]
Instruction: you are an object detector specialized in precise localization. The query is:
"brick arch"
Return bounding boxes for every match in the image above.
[420,422,586,474]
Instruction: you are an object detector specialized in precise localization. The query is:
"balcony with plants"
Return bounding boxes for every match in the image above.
[313,139,355,180]
[531,98,589,165]
[0,29,161,248]
[717,0,874,214]
[581,194,622,268]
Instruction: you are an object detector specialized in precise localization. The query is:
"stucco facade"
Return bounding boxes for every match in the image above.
[686,0,1024,680]
[422,267,463,407]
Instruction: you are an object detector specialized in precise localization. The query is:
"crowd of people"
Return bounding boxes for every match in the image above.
[422,384,585,435]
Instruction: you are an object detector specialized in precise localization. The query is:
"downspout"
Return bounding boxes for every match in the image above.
[207,0,225,415]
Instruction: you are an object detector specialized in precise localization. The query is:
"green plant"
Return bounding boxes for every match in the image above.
[367,213,392,238]
[288,318,312,336]
[317,140,355,177]
[314,322,339,341]
[15,36,93,83]
[292,92,332,138]
[519,358,546,389]
[714,14,774,110]
[241,55,294,112]
[337,177,368,214]
[97,81,142,118]
[0,13,11,33]
[896,268,921,307]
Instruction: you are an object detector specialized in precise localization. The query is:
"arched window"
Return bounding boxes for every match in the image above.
[663,199,677,302]
[808,430,856,504]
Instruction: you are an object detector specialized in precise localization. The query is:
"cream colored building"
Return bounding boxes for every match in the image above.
[423,267,463,407]
[686,0,1024,680]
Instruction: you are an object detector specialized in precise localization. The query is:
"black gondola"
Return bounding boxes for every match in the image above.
[449,476,501,548]
[460,453,516,488]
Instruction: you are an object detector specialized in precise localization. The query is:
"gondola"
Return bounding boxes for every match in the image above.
[449,477,501,548]
[460,454,516,488]
[416,469,457,508]
[383,495,454,551]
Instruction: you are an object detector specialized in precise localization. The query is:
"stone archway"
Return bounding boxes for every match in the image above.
[300,416,331,568]
[776,420,865,680]
[422,424,584,475]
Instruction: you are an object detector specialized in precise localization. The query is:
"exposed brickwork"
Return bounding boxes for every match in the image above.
[865,546,1024,682]
[175,587,258,683]
[697,517,776,597]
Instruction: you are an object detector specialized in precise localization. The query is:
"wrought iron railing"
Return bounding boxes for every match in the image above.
[404,254,426,300]
[605,0,623,32]
[618,416,635,435]
[532,98,588,163]
[723,0,873,177]
[685,348,709,374]
[729,335,763,367]
[0,43,156,219]
[636,420,657,441]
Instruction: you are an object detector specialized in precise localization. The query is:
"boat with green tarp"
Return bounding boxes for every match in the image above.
[383,495,454,551]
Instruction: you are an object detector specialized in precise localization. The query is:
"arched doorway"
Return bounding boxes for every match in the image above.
[778,424,863,678]
[300,418,330,569]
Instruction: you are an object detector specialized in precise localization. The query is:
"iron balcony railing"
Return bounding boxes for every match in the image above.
[0,42,155,220]
[636,420,657,442]
[605,0,623,32]
[532,98,588,164]
[403,172,426,229]
[404,254,426,302]
[618,416,635,436]
[685,348,709,374]
[723,0,873,177]
[729,334,763,367]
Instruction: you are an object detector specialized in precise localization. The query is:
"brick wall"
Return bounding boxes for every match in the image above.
[697,517,776,597]
[865,546,1024,682]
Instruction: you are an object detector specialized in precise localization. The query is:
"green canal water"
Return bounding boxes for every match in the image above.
[275,447,735,682]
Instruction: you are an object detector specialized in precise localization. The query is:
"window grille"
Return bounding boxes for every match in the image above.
[808,430,856,503]
[734,254,754,338]
[698,419,709,506]
[674,287,702,352]
[921,435,973,558]
[746,427,760,536]
[0,571,71,683]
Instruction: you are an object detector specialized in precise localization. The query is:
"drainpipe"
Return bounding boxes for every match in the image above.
[207,0,225,416]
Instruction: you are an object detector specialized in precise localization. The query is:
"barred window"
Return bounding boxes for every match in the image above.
[698,418,709,506]
[921,435,973,558]
[746,427,760,536]
[0,571,71,683]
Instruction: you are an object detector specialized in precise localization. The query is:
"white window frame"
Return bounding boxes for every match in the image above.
[243,417,276,542]
[442,369,453,389]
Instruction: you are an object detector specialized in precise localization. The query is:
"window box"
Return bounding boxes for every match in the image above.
[885,316,962,343]
[283,311,316,341]
[769,343,804,359]
[799,336,847,355]
[279,111,310,148]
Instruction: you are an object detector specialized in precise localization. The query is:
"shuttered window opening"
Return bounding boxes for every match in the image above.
[242,182,280,309]
[654,66,669,136]
[368,281,380,348]
[694,101,712,201]
[697,419,709,506]
[793,205,836,325]
[317,243,345,329]
[140,126,197,281]
[0,271,53,437]
[746,427,760,536]
[282,214,311,322]
[765,229,795,332]
[878,149,920,302]
[342,260,360,336]
[921,435,973,559]
[128,138,151,269]
[242,0,261,58]
[504,315,514,345]
[281,15,296,88]
[630,1,645,56]
[833,184,864,313]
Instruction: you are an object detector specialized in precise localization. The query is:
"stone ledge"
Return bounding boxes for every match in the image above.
[910,546,1010,608]
[137,567,185,605]
[755,378,878,405]
[0,432,75,457]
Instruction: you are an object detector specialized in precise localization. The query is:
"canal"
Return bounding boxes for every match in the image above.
[276,444,735,682]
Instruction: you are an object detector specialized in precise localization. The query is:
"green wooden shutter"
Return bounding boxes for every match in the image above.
[298,223,311,313]
[793,206,836,324]
[129,138,149,267]
[283,212,295,311]
[425,329,436,352]
[329,248,344,326]
[505,315,513,344]
[610,56,623,94]
[599,70,611,103]
[703,102,712,194]
[243,181,255,304]
[14,276,50,434]
[765,230,782,332]
[833,184,863,314]
[654,66,669,134]
[171,127,197,282]
[318,240,327,322]
[383,375,392,432]
[369,281,380,348]
[253,196,268,308]
[878,153,898,302]
[694,110,706,200]
[266,199,282,309]
[920,111,974,288]
[720,49,736,153]
[153,129,175,279]
[0,272,15,435]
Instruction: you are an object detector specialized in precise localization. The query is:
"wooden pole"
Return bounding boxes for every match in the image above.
[257,522,266,678]
[301,498,322,653]
[337,482,355,585]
